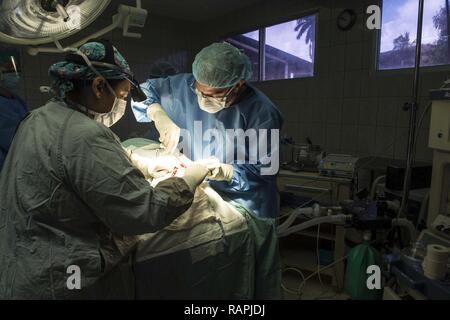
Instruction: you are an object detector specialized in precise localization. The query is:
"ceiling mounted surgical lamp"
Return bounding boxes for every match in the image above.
[0,0,148,55]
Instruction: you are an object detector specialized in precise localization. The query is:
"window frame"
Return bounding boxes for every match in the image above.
[376,0,450,73]
[222,10,319,82]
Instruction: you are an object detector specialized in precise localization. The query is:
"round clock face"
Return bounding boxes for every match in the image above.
[337,9,357,31]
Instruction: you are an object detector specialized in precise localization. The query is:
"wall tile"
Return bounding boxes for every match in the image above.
[360,72,379,97]
[361,40,376,70]
[357,125,376,156]
[329,72,345,97]
[282,122,301,142]
[377,97,402,127]
[374,126,395,158]
[305,79,321,98]
[279,99,299,121]
[344,70,362,97]
[317,17,331,48]
[342,98,360,125]
[326,98,343,124]
[378,75,405,97]
[310,124,326,146]
[345,43,363,70]
[394,127,409,160]
[340,125,359,153]
[298,123,314,144]
[329,45,346,72]
[359,97,378,125]
[298,99,313,123]
[311,99,327,124]
[325,124,342,153]
[316,47,330,75]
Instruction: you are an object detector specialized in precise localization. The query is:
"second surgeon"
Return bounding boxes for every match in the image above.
[132,43,283,218]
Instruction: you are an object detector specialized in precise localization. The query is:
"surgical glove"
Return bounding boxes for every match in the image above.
[196,158,234,182]
[182,164,209,192]
[129,152,180,180]
[147,103,180,154]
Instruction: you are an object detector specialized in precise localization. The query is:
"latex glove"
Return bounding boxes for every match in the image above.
[129,152,181,180]
[196,158,234,182]
[181,163,209,192]
[147,103,180,154]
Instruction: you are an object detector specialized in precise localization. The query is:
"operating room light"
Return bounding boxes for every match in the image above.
[0,0,111,45]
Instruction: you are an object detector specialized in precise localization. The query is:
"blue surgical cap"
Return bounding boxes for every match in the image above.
[192,42,252,89]
[48,41,131,98]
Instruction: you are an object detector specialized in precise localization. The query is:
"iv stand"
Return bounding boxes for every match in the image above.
[398,0,425,218]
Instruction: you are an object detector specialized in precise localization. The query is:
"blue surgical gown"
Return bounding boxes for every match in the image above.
[0,94,28,171]
[132,73,283,218]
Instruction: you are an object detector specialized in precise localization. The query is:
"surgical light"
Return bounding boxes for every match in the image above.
[0,0,110,45]
[0,0,148,55]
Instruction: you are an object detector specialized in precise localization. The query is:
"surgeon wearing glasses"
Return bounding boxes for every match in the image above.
[132,42,283,218]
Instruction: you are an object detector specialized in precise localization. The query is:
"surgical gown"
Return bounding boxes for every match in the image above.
[0,94,28,171]
[132,73,283,218]
[0,99,195,299]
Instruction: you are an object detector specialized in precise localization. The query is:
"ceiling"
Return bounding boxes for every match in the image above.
[142,0,265,22]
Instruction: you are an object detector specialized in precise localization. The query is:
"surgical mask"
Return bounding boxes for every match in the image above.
[0,72,20,95]
[197,95,226,113]
[75,83,127,127]
[195,86,234,114]
[93,96,127,127]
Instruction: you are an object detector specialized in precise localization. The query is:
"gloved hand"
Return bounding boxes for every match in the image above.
[181,163,209,192]
[196,158,234,182]
[128,152,180,180]
[147,103,180,154]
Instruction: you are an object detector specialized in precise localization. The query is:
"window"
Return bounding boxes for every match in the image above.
[225,31,260,82]
[224,14,316,81]
[378,0,450,70]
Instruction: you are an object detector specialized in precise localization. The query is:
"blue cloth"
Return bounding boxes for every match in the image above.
[0,94,28,171]
[132,73,283,218]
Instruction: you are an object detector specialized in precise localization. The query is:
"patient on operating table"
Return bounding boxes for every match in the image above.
[123,142,246,234]
[127,148,188,187]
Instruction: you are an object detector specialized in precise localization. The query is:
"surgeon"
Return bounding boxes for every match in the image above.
[0,62,28,171]
[0,40,209,299]
[132,43,283,218]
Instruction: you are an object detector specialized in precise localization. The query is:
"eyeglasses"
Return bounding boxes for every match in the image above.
[192,81,235,102]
